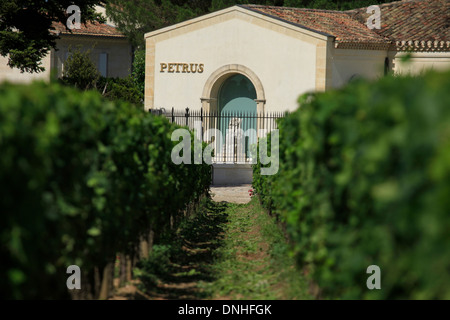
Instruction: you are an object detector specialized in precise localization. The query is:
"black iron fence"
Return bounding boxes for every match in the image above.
[150,107,286,163]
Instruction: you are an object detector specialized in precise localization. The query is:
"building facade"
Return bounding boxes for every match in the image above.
[147,0,449,184]
[0,12,131,83]
[50,21,132,79]
[145,0,449,113]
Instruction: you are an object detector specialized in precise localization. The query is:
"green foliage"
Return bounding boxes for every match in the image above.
[136,198,227,299]
[0,81,211,299]
[136,198,310,299]
[97,76,143,106]
[210,0,392,12]
[203,199,311,299]
[210,0,282,11]
[253,70,450,299]
[106,0,201,48]
[137,245,173,286]
[106,0,392,49]
[281,0,390,10]
[60,46,143,105]
[0,0,103,73]
[132,49,146,96]
[61,46,100,90]
[252,132,279,213]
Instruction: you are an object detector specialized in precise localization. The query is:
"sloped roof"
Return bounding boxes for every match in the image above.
[241,5,387,44]
[241,0,449,50]
[51,21,126,38]
[347,0,449,50]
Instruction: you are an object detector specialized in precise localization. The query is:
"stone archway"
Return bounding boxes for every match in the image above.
[201,65,265,184]
[201,64,266,114]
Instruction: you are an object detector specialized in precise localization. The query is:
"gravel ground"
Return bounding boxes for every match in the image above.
[210,184,252,204]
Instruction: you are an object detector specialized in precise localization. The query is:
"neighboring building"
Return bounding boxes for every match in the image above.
[50,21,132,79]
[144,0,449,113]
[0,9,131,83]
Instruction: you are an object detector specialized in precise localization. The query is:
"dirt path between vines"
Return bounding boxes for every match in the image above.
[110,188,310,300]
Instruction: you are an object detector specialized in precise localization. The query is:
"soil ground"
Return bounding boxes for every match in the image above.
[110,186,311,300]
[210,184,252,204]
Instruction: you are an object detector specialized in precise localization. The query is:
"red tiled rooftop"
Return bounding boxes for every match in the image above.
[51,21,125,38]
[241,0,449,47]
[242,5,387,43]
[347,0,449,43]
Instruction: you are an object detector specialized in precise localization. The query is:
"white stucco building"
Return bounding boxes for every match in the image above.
[145,0,449,113]
[144,0,449,184]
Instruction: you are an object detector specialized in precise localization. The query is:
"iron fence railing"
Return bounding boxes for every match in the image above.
[150,107,286,164]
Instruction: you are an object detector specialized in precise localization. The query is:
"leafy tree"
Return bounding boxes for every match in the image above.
[106,0,201,49]
[210,0,283,12]
[210,0,391,11]
[62,46,100,90]
[132,49,146,96]
[107,0,393,50]
[97,76,144,105]
[0,0,104,73]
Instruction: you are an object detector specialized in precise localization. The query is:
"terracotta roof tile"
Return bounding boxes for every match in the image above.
[51,21,126,38]
[346,0,448,43]
[242,5,386,43]
[242,0,449,50]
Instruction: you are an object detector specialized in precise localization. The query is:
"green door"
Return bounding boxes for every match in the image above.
[218,74,257,160]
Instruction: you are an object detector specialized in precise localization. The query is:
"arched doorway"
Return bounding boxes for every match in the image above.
[218,74,257,160]
[219,74,257,113]
[201,64,265,115]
